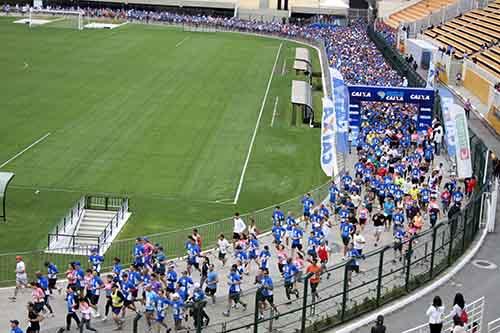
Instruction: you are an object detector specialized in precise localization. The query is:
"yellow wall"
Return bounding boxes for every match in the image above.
[486,105,500,135]
[437,62,448,84]
[463,68,490,105]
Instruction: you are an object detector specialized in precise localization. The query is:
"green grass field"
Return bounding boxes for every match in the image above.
[0,17,327,252]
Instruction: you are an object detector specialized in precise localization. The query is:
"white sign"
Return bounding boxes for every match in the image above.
[452,104,472,179]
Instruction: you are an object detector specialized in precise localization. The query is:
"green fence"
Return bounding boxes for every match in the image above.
[0,181,331,287]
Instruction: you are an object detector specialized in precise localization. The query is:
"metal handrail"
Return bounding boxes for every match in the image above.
[97,198,128,246]
[488,317,500,333]
[401,296,485,333]
[47,196,85,244]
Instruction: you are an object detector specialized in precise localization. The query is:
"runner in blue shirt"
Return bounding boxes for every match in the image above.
[166,265,177,293]
[248,234,260,270]
[44,261,60,295]
[354,161,364,178]
[154,289,171,333]
[306,231,321,258]
[65,286,81,330]
[35,271,54,315]
[186,237,201,274]
[301,193,315,223]
[272,222,285,245]
[88,249,104,273]
[112,257,122,279]
[393,225,406,262]
[205,264,218,304]
[419,185,431,209]
[169,293,185,331]
[319,204,329,221]
[342,172,353,190]
[143,284,158,329]
[259,246,271,270]
[340,220,354,258]
[383,198,395,230]
[393,208,405,230]
[257,269,279,319]
[291,224,303,254]
[283,258,299,303]
[178,271,193,301]
[223,265,247,317]
[133,238,145,267]
[328,182,339,208]
[272,206,285,225]
[88,271,104,316]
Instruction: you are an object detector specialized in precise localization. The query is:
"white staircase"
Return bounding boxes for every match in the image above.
[74,210,117,248]
[47,196,131,255]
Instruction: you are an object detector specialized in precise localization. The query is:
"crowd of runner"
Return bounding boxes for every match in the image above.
[8,99,475,332]
[3,6,478,333]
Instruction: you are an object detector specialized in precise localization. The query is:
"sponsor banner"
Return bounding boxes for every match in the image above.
[427,59,436,88]
[439,88,457,158]
[347,85,435,131]
[330,68,349,154]
[321,97,337,177]
[453,104,472,178]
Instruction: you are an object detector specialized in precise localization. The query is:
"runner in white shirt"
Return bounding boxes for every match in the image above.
[9,256,28,301]
[217,234,230,266]
[352,230,366,255]
[232,213,247,245]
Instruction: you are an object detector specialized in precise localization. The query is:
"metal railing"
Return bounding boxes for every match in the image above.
[488,317,500,333]
[47,196,85,243]
[97,197,129,245]
[402,296,485,333]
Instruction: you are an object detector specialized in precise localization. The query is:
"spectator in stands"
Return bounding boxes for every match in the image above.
[426,295,445,333]
[371,315,386,333]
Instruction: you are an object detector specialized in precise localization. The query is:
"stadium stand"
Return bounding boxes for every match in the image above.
[422,0,500,60]
[385,0,456,29]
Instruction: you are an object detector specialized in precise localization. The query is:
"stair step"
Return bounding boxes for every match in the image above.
[85,209,116,215]
[79,226,105,233]
[82,216,112,223]
[81,220,109,226]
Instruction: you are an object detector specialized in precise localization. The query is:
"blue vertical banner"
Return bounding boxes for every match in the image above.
[321,97,337,177]
[329,67,349,154]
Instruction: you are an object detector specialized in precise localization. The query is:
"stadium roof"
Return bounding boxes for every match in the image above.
[295,48,311,66]
[291,80,312,109]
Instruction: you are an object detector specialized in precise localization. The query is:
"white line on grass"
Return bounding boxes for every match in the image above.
[270,96,279,127]
[175,36,190,48]
[233,42,283,205]
[0,132,51,169]
[281,58,286,75]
